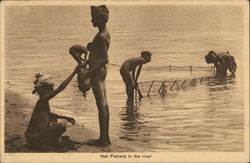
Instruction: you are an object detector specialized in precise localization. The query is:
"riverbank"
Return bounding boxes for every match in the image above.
[4,88,144,153]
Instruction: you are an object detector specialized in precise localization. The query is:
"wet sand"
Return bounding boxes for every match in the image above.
[4,88,144,153]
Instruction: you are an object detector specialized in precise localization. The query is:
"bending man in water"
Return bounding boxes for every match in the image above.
[205,50,237,76]
[80,5,111,146]
[120,51,152,102]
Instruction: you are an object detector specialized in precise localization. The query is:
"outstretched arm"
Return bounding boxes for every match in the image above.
[214,62,221,73]
[134,65,143,98]
[217,57,226,72]
[132,61,144,86]
[132,68,136,88]
[41,66,80,101]
[50,113,76,124]
[135,64,143,82]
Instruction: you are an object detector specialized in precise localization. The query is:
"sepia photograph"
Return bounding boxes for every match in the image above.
[1,0,249,162]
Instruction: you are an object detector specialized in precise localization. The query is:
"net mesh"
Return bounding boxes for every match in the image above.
[110,63,214,72]
[138,76,211,96]
[109,63,214,97]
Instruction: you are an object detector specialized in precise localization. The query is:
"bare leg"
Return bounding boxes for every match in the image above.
[126,83,134,102]
[120,69,134,102]
[88,78,110,146]
[27,123,66,150]
[39,123,66,143]
[229,56,237,74]
[221,63,228,76]
[102,81,111,144]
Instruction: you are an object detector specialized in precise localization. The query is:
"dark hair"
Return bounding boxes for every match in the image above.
[87,42,93,51]
[208,50,215,55]
[91,5,109,23]
[141,51,152,58]
[205,51,216,63]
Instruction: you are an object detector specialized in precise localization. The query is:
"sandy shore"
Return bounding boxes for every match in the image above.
[4,88,144,153]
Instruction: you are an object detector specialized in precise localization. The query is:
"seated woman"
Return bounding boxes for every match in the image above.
[205,50,237,76]
[25,66,80,151]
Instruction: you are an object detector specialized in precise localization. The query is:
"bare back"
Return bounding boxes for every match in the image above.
[26,99,50,134]
[121,57,145,72]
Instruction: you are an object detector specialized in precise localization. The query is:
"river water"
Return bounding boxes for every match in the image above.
[5,5,247,152]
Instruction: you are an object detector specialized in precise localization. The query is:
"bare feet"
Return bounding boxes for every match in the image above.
[107,138,111,145]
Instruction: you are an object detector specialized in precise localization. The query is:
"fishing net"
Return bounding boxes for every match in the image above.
[138,76,211,97]
[110,63,214,72]
[109,63,214,97]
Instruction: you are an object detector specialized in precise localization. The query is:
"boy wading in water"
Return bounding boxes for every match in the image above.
[80,5,111,146]
[205,50,237,76]
[25,66,80,151]
[120,51,152,102]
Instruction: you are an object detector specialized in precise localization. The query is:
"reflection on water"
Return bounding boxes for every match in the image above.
[119,101,153,151]
[205,74,237,115]
[116,74,244,152]
[119,101,143,141]
[206,74,236,87]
